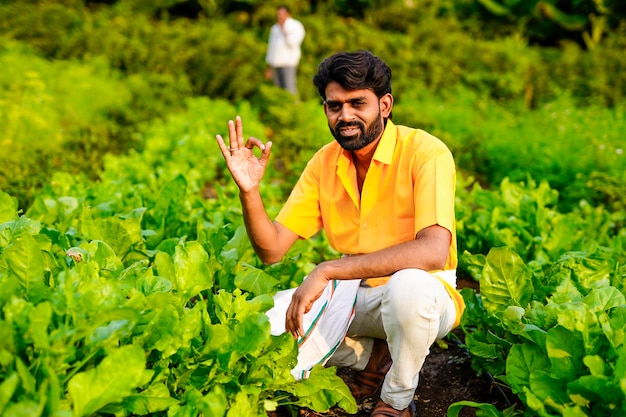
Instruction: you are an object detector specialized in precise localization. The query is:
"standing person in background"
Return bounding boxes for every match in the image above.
[265,5,305,96]
[217,51,465,417]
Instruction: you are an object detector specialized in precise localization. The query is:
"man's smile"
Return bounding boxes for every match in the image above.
[339,126,361,136]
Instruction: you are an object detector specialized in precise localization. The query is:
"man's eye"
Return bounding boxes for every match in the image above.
[328,104,341,111]
[353,101,365,107]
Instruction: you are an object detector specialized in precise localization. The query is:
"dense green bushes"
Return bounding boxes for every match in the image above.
[1,1,625,106]
[0,41,134,208]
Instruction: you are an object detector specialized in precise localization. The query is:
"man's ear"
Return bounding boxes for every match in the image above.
[380,93,393,118]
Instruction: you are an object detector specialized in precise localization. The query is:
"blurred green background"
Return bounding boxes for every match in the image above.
[1,0,625,212]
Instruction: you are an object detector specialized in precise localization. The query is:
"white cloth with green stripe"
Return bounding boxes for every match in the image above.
[267,279,361,380]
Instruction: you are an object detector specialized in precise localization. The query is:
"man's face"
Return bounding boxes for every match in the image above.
[277,8,289,25]
[323,82,392,151]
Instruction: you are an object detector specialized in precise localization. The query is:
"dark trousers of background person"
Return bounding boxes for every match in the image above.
[272,66,298,96]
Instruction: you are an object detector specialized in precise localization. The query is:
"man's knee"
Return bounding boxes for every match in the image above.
[383,269,446,315]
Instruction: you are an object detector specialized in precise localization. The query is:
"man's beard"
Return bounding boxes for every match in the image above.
[330,112,384,151]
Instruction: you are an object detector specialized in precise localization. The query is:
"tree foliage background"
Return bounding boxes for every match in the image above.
[1,0,625,210]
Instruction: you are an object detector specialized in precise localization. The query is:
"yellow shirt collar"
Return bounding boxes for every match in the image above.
[372,119,396,165]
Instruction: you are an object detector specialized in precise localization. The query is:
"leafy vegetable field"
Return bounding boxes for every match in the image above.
[2,96,625,416]
[0,99,358,416]
[2,1,626,416]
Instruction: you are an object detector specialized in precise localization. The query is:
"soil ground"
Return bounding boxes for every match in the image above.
[271,278,521,417]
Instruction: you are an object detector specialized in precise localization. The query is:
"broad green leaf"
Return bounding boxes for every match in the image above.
[167,388,204,417]
[554,250,614,292]
[601,306,626,350]
[173,241,213,301]
[549,278,583,305]
[137,271,173,295]
[225,388,261,417]
[80,212,142,259]
[288,365,357,414]
[562,405,590,417]
[0,218,42,249]
[201,384,228,417]
[465,333,505,360]
[247,333,297,386]
[214,289,251,324]
[546,326,583,379]
[568,373,622,405]
[223,225,250,258]
[139,303,183,357]
[0,191,18,223]
[200,323,232,354]
[460,251,486,282]
[447,400,512,417]
[84,240,124,278]
[528,370,569,410]
[2,400,42,417]
[154,251,176,284]
[101,383,178,415]
[178,300,204,350]
[502,306,547,347]
[506,344,550,394]
[584,286,625,313]
[68,345,150,417]
[2,234,44,291]
[233,313,270,355]
[27,301,52,350]
[144,175,187,248]
[247,293,275,315]
[0,321,16,357]
[85,309,138,347]
[522,386,551,416]
[583,355,607,376]
[234,266,280,296]
[480,247,533,313]
[0,373,19,414]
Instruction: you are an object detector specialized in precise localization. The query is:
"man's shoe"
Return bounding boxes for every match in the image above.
[371,399,417,417]
[343,338,392,400]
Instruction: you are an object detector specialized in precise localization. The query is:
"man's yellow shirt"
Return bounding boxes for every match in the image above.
[276,120,464,324]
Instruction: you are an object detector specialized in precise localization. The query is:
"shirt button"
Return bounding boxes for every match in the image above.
[362,223,367,229]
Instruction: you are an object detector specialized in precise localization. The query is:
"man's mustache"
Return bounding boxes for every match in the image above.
[335,121,364,130]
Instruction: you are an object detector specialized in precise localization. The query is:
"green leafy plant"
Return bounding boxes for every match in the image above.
[457,246,626,416]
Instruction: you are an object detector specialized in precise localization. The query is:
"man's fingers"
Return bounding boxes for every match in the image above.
[244,136,265,150]
[215,134,230,157]
[286,300,305,339]
[235,116,244,148]
[227,119,240,151]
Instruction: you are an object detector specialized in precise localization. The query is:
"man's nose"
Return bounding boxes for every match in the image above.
[338,105,354,122]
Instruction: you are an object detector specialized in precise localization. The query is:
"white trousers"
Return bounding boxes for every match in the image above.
[326,269,457,410]
[267,269,457,410]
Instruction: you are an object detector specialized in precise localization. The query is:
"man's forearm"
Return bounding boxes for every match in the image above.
[239,189,286,264]
[316,225,451,280]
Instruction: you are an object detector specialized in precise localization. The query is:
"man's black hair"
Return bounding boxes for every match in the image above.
[313,50,392,101]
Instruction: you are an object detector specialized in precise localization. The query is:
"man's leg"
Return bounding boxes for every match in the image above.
[380,270,457,410]
[328,269,457,410]
[271,66,283,89]
[281,66,298,95]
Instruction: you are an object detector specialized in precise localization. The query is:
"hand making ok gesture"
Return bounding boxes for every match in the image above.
[216,115,273,193]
